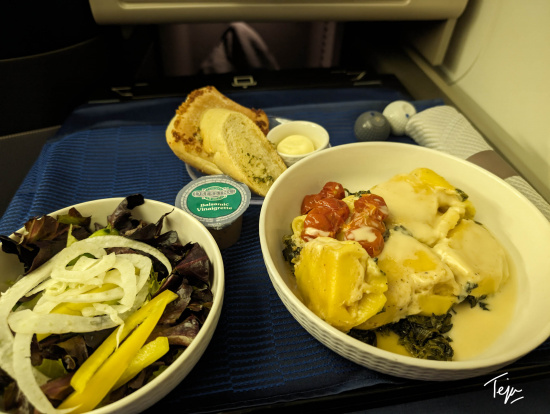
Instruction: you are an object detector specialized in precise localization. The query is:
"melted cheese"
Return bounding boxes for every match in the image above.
[347,226,378,243]
[433,219,510,297]
[370,168,475,247]
[303,226,331,239]
[357,230,460,330]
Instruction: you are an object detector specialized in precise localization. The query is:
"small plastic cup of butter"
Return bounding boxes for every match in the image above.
[266,120,330,166]
[176,175,251,249]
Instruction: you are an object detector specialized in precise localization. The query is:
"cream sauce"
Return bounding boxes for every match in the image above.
[450,272,517,360]
[433,219,510,297]
[371,178,467,247]
[375,272,517,361]
[371,179,440,244]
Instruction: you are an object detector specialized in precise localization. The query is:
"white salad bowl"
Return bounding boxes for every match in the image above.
[0,197,224,413]
[259,142,550,381]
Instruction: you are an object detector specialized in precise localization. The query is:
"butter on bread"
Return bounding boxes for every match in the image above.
[166,86,269,176]
[199,108,286,196]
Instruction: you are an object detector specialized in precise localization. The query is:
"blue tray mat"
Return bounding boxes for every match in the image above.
[1,88,548,413]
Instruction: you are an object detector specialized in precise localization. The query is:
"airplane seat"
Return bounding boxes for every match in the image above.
[0,1,129,137]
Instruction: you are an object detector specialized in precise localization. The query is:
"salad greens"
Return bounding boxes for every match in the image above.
[0,195,214,413]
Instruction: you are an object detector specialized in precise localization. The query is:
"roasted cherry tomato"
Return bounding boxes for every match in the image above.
[344,213,386,257]
[300,182,388,257]
[348,226,385,257]
[354,193,389,222]
[302,207,342,241]
[301,193,323,215]
[320,181,346,200]
[301,182,346,214]
[342,193,388,257]
[346,211,386,234]
[301,198,349,242]
[314,198,350,222]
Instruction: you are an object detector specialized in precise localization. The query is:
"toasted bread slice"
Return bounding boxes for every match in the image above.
[200,108,287,196]
[166,86,269,175]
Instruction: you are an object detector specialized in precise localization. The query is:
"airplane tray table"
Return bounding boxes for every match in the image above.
[1,85,550,413]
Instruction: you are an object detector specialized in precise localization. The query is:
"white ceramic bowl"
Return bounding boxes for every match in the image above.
[259,142,550,381]
[266,120,330,166]
[0,198,224,412]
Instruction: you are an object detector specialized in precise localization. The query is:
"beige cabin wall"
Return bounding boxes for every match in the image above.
[410,0,550,201]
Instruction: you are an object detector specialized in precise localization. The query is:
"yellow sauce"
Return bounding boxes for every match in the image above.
[450,272,517,360]
[277,134,315,155]
[376,331,411,357]
[375,272,517,360]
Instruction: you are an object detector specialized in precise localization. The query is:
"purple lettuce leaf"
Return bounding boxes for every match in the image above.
[0,207,92,274]
[149,315,201,347]
[158,279,194,325]
[40,373,75,403]
[107,194,145,232]
[174,243,212,285]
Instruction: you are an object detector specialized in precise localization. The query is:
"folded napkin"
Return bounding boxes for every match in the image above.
[405,105,550,221]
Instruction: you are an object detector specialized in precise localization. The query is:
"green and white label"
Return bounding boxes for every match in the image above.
[187,183,242,218]
[176,175,251,229]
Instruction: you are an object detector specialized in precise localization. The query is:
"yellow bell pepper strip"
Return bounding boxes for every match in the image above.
[69,289,176,393]
[58,289,177,413]
[112,336,170,390]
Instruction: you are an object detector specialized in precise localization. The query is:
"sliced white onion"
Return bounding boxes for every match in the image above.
[123,254,153,294]
[1,234,171,383]
[52,252,116,283]
[72,254,100,271]
[45,287,124,304]
[33,366,51,387]
[8,309,118,334]
[0,260,54,379]
[31,298,60,315]
[132,282,151,315]
[25,277,58,297]
[110,256,137,311]
[42,282,108,302]
[12,333,60,414]
[43,280,69,296]
[79,235,172,274]
[86,303,125,325]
